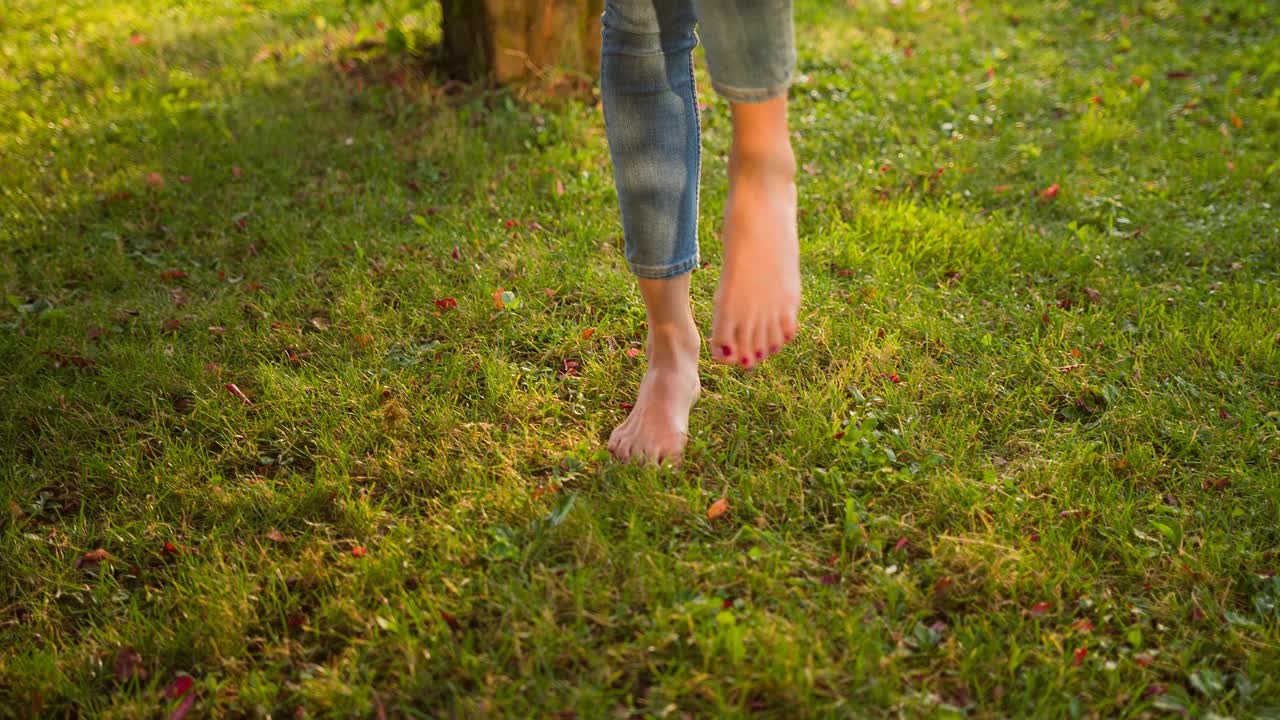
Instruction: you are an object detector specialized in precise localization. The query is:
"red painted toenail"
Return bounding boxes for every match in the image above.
[769,345,779,354]
[740,358,749,366]
[755,351,764,359]
[720,345,732,357]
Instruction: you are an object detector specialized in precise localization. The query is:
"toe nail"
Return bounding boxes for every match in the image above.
[755,351,764,359]
[720,345,732,357]
[770,345,779,354]
[740,357,749,366]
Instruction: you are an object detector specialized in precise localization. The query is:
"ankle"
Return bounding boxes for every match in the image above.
[729,140,796,181]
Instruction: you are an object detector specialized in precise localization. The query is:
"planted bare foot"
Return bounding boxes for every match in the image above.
[708,143,801,368]
[608,318,702,466]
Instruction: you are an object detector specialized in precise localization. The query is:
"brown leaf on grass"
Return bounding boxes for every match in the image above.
[159,270,187,281]
[146,172,165,188]
[224,383,252,406]
[265,528,287,543]
[77,548,111,568]
[706,497,729,520]
[933,577,954,596]
[1029,602,1052,617]
[1083,287,1102,304]
[1039,183,1060,199]
[113,647,146,683]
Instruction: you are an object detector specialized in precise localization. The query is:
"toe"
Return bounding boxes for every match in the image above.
[780,313,798,345]
[710,325,738,365]
[764,320,785,357]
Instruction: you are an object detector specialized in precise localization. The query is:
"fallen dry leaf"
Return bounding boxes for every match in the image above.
[77,548,111,568]
[114,647,146,683]
[224,383,252,406]
[706,497,729,520]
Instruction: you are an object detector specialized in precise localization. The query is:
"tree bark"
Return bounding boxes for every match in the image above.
[442,0,603,83]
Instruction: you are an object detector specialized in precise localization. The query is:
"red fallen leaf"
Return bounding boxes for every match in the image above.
[179,175,191,184]
[581,328,595,339]
[721,598,734,609]
[164,676,194,700]
[129,34,146,45]
[265,528,287,543]
[114,647,146,682]
[231,166,244,177]
[161,320,182,334]
[169,692,195,720]
[504,220,518,228]
[204,363,221,376]
[162,542,180,556]
[77,548,111,568]
[450,246,462,261]
[1131,76,1146,86]
[820,573,840,585]
[287,614,306,627]
[1230,112,1243,129]
[440,611,460,630]
[87,327,108,340]
[236,218,248,230]
[930,167,945,179]
[1191,606,1205,621]
[889,373,901,384]
[159,270,187,280]
[433,298,457,310]
[146,172,165,188]
[1040,183,1060,199]
[880,165,891,173]
[1059,509,1091,519]
[833,431,846,440]
[1071,619,1094,632]
[351,546,368,557]
[1029,602,1052,617]
[42,351,97,369]
[224,383,253,406]
[902,47,914,57]
[543,288,556,296]
[986,67,995,79]
[1165,71,1192,79]
[563,360,579,371]
[492,288,506,309]
[1135,654,1154,667]
[893,537,909,552]
[626,348,641,359]
[1028,532,1040,542]
[836,269,853,276]
[933,577,953,596]
[208,326,225,334]
[1090,95,1103,105]
[993,184,1011,193]
[555,178,565,196]
[1143,684,1167,698]
[706,497,729,520]
[1201,475,1230,490]
[1073,646,1088,666]
[619,402,634,410]
[1217,408,1230,420]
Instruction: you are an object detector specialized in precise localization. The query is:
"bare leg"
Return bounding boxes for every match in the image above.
[607,274,702,465]
[707,95,801,368]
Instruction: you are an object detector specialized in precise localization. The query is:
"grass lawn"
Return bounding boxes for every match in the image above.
[3,0,1279,715]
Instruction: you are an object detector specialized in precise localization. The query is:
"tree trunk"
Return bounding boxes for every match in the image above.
[442,0,603,83]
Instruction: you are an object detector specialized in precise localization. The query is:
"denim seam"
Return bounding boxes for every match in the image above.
[628,255,700,280]
[687,35,702,274]
[710,78,792,104]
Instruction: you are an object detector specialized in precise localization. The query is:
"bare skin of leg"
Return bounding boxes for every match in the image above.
[607,273,702,465]
[708,94,801,368]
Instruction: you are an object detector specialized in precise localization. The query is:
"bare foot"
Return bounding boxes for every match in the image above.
[608,319,702,465]
[708,146,801,368]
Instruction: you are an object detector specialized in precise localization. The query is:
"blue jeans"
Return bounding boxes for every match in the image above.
[601,0,796,279]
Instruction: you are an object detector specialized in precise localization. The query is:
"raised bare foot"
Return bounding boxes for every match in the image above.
[608,318,702,466]
[708,144,801,368]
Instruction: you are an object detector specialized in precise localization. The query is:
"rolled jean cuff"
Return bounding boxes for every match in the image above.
[628,254,700,280]
[710,76,793,104]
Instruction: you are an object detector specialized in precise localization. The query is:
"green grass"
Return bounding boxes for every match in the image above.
[2,0,1279,716]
